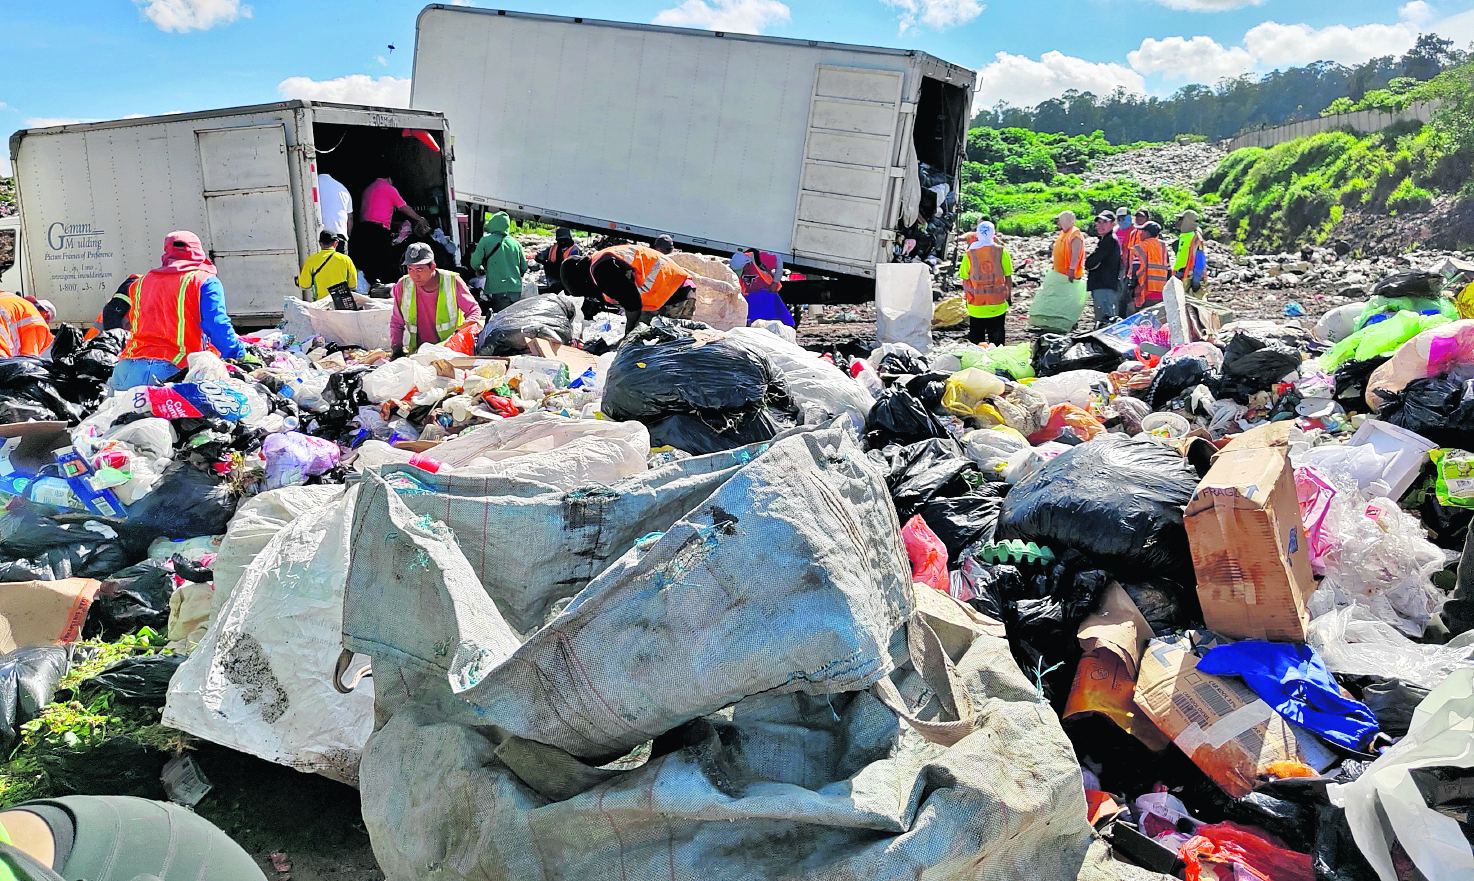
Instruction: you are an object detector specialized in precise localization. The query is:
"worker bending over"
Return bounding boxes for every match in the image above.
[391,242,481,358]
[958,221,1013,345]
[535,228,580,294]
[298,230,359,302]
[111,231,248,391]
[1126,222,1173,314]
[561,243,696,338]
[0,293,53,358]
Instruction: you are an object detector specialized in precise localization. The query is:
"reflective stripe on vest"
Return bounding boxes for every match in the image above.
[1131,239,1173,307]
[120,271,206,367]
[963,245,1009,307]
[399,270,463,352]
[596,245,691,312]
[1053,227,1085,276]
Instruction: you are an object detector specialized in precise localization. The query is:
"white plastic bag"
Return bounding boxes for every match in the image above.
[726,327,874,419]
[1330,669,1474,881]
[362,359,433,403]
[1027,370,1111,408]
[875,263,933,353]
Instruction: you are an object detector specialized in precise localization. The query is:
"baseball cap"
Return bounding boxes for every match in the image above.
[1134,206,1149,217]
[405,242,435,266]
[1115,206,1129,218]
[1095,212,1116,223]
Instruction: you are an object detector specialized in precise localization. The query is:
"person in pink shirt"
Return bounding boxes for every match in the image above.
[390,243,482,358]
[350,176,432,285]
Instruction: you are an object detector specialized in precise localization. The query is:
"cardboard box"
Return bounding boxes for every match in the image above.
[1186,422,1316,642]
[1134,632,1338,798]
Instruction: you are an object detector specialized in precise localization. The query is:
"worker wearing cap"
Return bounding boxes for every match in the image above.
[733,248,793,326]
[111,231,249,391]
[560,243,696,340]
[1113,207,1131,252]
[959,220,1013,345]
[1126,222,1173,314]
[535,228,580,294]
[1174,210,1207,293]
[468,211,528,314]
[390,242,482,359]
[297,230,359,302]
[652,235,676,255]
[1085,212,1123,327]
[0,293,53,358]
[1117,206,1152,315]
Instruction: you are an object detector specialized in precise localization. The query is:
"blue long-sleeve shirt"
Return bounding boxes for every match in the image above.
[198,276,246,360]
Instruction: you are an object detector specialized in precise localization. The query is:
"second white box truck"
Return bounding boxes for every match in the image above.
[411,6,975,292]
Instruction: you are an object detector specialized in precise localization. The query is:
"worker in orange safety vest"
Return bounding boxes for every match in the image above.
[959,220,1014,345]
[0,293,53,358]
[1127,221,1174,313]
[561,243,696,340]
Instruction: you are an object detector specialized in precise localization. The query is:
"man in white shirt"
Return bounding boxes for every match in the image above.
[317,173,354,244]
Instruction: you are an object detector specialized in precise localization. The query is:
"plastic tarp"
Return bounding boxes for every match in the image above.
[344,425,1149,881]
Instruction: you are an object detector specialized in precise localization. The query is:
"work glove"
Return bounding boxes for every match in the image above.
[391,346,406,361]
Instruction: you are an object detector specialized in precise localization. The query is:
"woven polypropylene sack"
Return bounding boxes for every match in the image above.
[356,567,1157,881]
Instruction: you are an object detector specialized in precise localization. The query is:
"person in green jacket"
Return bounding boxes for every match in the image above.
[468,211,528,313]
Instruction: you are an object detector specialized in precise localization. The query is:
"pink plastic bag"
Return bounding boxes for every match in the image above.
[1294,466,1336,574]
[1365,319,1474,410]
[901,514,949,593]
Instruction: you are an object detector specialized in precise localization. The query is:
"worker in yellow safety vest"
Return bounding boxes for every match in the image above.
[958,220,1014,345]
[390,242,482,357]
[1127,222,1174,313]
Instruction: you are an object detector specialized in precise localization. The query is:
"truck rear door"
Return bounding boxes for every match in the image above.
[791,65,906,273]
[197,124,298,316]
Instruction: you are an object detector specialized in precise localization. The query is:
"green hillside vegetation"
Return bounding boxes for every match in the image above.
[957,127,1202,237]
[1203,62,1474,252]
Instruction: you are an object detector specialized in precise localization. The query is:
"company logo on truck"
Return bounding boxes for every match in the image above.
[47,222,106,251]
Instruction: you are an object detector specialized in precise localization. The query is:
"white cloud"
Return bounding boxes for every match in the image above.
[975,51,1145,109]
[1147,0,1265,10]
[1400,1,1435,26]
[651,0,790,33]
[374,55,388,67]
[22,117,98,128]
[1244,20,1419,67]
[135,0,250,33]
[450,0,473,5]
[277,74,412,107]
[1128,35,1255,81]
[883,0,985,33]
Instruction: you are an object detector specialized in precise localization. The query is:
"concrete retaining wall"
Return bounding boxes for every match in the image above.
[1225,101,1441,152]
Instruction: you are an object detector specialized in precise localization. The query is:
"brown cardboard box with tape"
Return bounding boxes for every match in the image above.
[1186,422,1317,641]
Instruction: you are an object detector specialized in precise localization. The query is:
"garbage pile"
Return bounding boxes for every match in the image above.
[0,262,1472,879]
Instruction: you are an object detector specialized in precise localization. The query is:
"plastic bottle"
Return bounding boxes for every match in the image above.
[408,453,444,473]
[851,360,883,398]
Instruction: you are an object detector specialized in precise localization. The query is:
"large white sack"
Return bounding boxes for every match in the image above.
[211,485,348,618]
[875,263,934,352]
[281,294,393,350]
[346,425,1147,881]
[669,252,749,331]
[725,326,873,419]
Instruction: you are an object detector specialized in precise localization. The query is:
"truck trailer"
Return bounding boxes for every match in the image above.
[411,6,975,295]
[8,101,457,324]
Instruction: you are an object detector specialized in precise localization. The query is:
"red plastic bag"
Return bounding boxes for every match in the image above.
[1180,822,1313,881]
[444,323,479,356]
[901,514,949,593]
[1028,403,1106,445]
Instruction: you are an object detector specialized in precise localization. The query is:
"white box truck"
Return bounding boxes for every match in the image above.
[8,101,457,324]
[411,6,974,294]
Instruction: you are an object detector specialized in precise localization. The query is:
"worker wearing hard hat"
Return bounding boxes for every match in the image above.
[561,243,697,339]
[0,293,53,358]
[111,231,250,391]
[390,242,482,358]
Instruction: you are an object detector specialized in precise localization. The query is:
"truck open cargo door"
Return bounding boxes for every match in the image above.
[791,65,906,273]
[196,124,299,317]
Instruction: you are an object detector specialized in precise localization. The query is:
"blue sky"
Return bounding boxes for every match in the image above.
[5,0,1474,174]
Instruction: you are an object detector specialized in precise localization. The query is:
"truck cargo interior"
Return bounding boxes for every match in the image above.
[913,77,969,178]
[311,123,451,237]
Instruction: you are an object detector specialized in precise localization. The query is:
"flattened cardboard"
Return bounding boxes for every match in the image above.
[1186,422,1316,641]
[1134,632,1338,798]
[0,578,101,652]
[528,338,601,374]
[1064,584,1171,750]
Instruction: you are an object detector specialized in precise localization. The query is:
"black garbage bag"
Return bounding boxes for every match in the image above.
[50,329,128,412]
[603,322,789,454]
[0,646,68,753]
[903,373,949,412]
[875,349,928,377]
[116,463,239,557]
[1313,805,1381,881]
[918,487,1004,560]
[1221,330,1302,390]
[997,436,1198,582]
[1120,579,1202,635]
[870,438,975,520]
[1032,334,1120,377]
[475,294,581,356]
[0,505,132,582]
[85,562,174,640]
[1372,270,1443,300]
[1340,675,1430,738]
[863,389,949,450]
[1377,375,1474,449]
[1333,355,1390,412]
[0,357,85,424]
[86,654,185,706]
[1146,357,1215,410]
